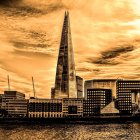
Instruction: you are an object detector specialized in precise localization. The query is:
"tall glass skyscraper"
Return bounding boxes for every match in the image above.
[53,12,77,99]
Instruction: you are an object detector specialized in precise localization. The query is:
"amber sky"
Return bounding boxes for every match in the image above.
[0,0,140,98]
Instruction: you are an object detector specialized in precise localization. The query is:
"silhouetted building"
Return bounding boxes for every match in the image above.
[2,91,27,117]
[30,97,35,99]
[28,99,63,118]
[51,87,55,99]
[76,76,83,98]
[116,80,140,115]
[0,94,3,109]
[54,11,77,99]
[83,89,112,116]
[63,98,83,117]
[84,79,118,99]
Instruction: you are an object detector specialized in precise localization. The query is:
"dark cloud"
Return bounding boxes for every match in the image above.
[28,31,49,44]
[0,6,43,17]
[0,2,66,17]
[13,45,54,58]
[77,68,92,72]
[11,30,51,50]
[46,3,66,13]
[12,41,55,57]
[77,67,101,73]
[101,45,134,59]
[92,68,100,72]
[12,41,50,49]
[92,59,119,65]
[88,45,134,65]
[0,0,22,7]
[11,50,53,61]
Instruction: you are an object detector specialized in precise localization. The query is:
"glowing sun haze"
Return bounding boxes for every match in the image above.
[0,0,140,98]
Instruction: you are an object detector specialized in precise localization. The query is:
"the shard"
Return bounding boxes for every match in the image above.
[53,11,77,99]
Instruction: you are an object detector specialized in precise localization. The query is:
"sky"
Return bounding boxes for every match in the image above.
[0,0,140,98]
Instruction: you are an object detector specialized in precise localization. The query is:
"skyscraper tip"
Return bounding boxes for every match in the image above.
[64,11,69,17]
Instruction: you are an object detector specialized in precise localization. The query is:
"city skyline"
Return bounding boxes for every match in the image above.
[0,0,140,98]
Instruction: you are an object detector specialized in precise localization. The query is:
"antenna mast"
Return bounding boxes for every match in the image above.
[32,77,36,98]
[7,75,10,91]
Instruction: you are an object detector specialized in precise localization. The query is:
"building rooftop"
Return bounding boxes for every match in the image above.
[4,91,25,96]
[101,101,119,114]
[87,88,111,91]
[117,79,140,82]
[86,79,119,82]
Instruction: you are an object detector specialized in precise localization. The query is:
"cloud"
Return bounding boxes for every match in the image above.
[0,0,22,7]
[0,0,66,17]
[87,44,135,65]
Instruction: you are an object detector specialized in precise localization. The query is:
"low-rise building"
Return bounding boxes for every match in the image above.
[2,91,25,110]
[83,89,112,116]
[6,99,28,117]
[0,94,3,109]
[84,79,118,99]
[1,91,27,117]
[116,80,140,115]
[28,99,63,118]
[63,98,83,117]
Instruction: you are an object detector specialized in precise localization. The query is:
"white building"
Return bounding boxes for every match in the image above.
[84,79,118,99]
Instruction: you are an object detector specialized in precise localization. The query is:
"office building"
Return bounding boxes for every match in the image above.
[54,11,77,99]
[83,89,112,116]
[63,98,83,117]
[84,79,117,99]
[2,91,25,110]
[116,80,140,114]
[6,99,28,117]
[1,91,27,117]
[28,99,63,118]
[76,76,83,98]
[0,94,3,109]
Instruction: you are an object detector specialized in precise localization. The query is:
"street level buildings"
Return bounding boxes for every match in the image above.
[28,99,63,118]
[116,80,140,115]
[63,98,83,117]
[0,94,3,109]
[2,91,25,109]
[2,91,27,117]
[6,99,28,117]
[83,89,112,116]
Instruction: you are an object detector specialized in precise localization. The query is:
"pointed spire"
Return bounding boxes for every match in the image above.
[67,11,69,16]
[54,12,77,99]
[64,11,69,17]
[65,11,67,16]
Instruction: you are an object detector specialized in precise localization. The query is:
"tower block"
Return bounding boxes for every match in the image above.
[54,12,77,99]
